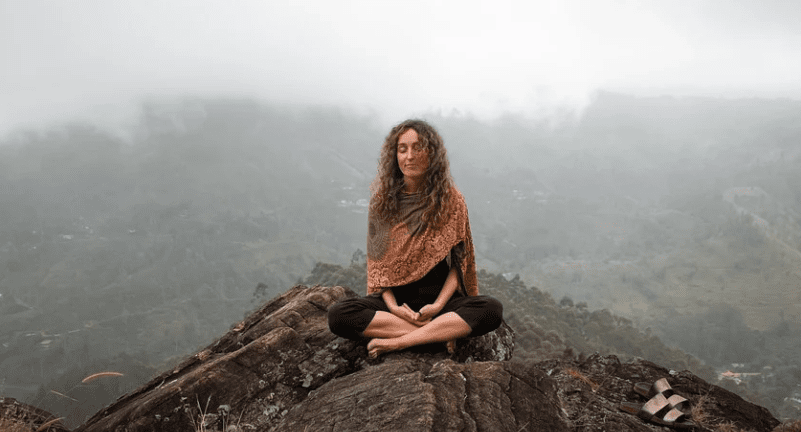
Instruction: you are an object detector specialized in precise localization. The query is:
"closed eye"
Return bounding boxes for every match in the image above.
[398,142,425,153]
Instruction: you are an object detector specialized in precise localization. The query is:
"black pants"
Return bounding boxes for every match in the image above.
[328,260,503,340]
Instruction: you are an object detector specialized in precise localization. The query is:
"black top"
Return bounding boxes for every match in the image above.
[390,258,449,292]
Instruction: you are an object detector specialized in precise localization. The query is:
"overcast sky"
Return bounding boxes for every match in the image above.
[2,0,801,135]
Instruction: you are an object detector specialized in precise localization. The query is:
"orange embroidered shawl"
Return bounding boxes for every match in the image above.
[366,186,478,296]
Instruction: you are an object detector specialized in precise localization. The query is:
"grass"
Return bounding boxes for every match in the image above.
[565,368,600,392]
[3,366,249,432]
[688,392,795,432]
[81,371,124,384]
[0,403,65,432]
[690,393,713,428]
[0,418,35,432]
[0,369,123,432]
[690,393,745,431]
[189,396,213,432]
[36,418,66,432]
[188,395,243,432]
[714,422,746,432]
[773,420,801,432]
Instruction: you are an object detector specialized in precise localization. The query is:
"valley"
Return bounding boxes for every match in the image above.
[1,94,800,425]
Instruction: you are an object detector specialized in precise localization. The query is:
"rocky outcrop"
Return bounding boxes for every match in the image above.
[0,397,70,432]
[36,285,782,431]
[74,285,514,432]
[544,353,782,431]
[274,358,567,431]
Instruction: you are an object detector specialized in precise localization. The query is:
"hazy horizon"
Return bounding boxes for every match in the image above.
[3,0,801,137]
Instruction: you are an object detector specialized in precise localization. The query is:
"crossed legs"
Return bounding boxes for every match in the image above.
[363,311,471,358]
[328,294,502,358]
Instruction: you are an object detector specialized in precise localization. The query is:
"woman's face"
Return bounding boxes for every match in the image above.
[396,128,429,186]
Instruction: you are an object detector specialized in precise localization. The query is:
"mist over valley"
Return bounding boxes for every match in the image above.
[1,93,800,425]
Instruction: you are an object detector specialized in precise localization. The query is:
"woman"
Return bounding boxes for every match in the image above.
[328,119,503,358]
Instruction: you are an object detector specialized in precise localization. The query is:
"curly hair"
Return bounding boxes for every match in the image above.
[370,119,454,230]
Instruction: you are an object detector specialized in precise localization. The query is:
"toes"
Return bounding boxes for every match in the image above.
[367,339,383,358]
[368,346,386,359]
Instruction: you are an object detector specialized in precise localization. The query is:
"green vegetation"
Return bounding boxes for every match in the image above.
[1,94,800,423]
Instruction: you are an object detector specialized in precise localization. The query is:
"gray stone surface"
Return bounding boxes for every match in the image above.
[62,285,781,432]
[73,285,516,432]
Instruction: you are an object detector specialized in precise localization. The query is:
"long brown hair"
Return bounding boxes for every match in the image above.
[370,119,454,230]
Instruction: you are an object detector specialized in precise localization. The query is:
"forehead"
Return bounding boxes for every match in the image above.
[398,128,418,144]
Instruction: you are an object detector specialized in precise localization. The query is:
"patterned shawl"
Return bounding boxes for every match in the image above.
[366,186,478,296]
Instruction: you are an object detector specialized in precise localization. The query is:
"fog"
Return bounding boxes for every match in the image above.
[3,0,801,135]
[2,0,801,426]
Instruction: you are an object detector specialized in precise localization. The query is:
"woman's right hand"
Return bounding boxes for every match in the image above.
[382,289,429,326]
[391,303,429,326]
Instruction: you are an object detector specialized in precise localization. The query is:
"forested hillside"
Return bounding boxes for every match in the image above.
[1,94,800,425]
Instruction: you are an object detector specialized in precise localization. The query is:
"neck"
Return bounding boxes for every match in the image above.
[403,177,424,193]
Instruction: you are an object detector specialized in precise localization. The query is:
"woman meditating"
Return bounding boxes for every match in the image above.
[328,119,503,358]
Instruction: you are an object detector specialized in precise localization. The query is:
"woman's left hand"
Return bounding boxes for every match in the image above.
[417,303,442,322]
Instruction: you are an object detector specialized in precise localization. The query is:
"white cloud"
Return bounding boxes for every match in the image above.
[2,0,800,135]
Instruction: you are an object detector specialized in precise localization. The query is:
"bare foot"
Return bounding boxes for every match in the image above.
[367,338,399,358]
[446,340,456,354]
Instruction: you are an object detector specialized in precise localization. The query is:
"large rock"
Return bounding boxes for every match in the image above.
[0,397,70,432]
[47,284,782,432]
[541,353,782,431]
[74,285,515,432]
[274,359,567,431]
